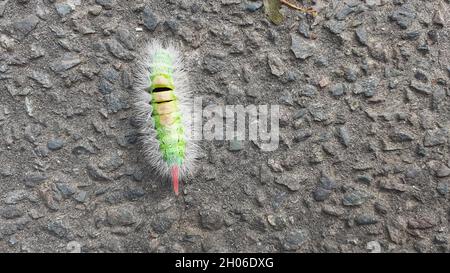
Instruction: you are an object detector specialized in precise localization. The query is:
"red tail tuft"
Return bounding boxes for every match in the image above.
[171,165,179,196]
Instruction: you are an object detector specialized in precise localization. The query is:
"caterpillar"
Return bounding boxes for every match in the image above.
[133,41,197,195]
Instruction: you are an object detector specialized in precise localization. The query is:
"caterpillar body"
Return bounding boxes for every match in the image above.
[134,41,197,195]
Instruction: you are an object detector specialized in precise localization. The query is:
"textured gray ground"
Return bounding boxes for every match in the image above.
[0,0,450,253]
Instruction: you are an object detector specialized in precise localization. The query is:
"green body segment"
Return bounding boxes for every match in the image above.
[149,50,186,166]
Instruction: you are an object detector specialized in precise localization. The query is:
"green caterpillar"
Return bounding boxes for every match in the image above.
[134,41,197,195]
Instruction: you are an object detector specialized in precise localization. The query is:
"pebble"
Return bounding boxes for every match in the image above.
[95,0,115,10]
[107,205,136,226]
[355,214,379,225]
[81,6,96,16]
[366,241,381,253]
[330,83,346,97]
[423,129,448,147]
[436,165,450,178]
[436,182,449,196]
[275,173,302,191]
[29,71,52,88]
[67,241,82,253]
[47,139,64,150]
[300,84,318,97]
[339,127,351,147]
[0,206,24,219]
[390,3,416,29]
[410,80,431,95]
[151,214,175,234]
[106,39,134,60]
[408,217,437,229]
[245,1,262,12]
[55,3,74,17]
[281,230,308,251]
[51,53,81,72]
[268,53,285,77]
[200,209,224,231]
[290,34,315,60]
[343,189,370,206]
[14,15,40,35]
[47,220,69,239]
[143,7,159,31]
[390,130,415,142]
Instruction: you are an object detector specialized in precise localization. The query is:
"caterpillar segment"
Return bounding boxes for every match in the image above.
[133,41,197,195]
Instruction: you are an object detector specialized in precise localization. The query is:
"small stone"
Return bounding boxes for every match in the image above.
[379,179,408,192]
[313,187,332,202]
[151,214,175,234]
[47,139,64,151]
[408,216,437,230]
[260,164,274,184]
[23,173,47,187]
[361,77,379,97]
[73,191,87,203]
[88,5,102,15]
[374,202,389,215]
[338,127,350,147]
[343,189,370,206]
[117,28,135,51]
[390,130,415,142]
[47,220,68,239]
[56,183,77,197]
[424,129,448,147]
[268,53,285,77]
[335,4,357,20]
[4,190,28,205]
[434,234,448,245]
[432,10,444,26]
[330,83,346,97]
[245,1,262,12]
[319,77,330,88]
[143,7,159,31]
[67,241,82,253]
[298,20,310,38]
[29,71,52,88]
[290,34,315,60]
[436,182,449,196]
[368,42,387,62]
[203,54,225,74]
[366,241,381,253]
[14,15,40,35]
[344,67,358,82]
[275,173,302,191]
[294,130,312,142]
[0,206,24,219]
[325,20,346,34]
[87,163,111,181]
[357,175,373,184]
[436,166,450,178]
[410,80,431,95]
[107,205,136,226]
[281,230,308,251]
[106,39,134,60]
[355,214,379,225]
[95,0,115,10]
[322,205,345,217]
[55,3,74,17]
[51,53,81,72]
[200,208,223,231]
[300,84,318,97]
[390,3,416,29]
